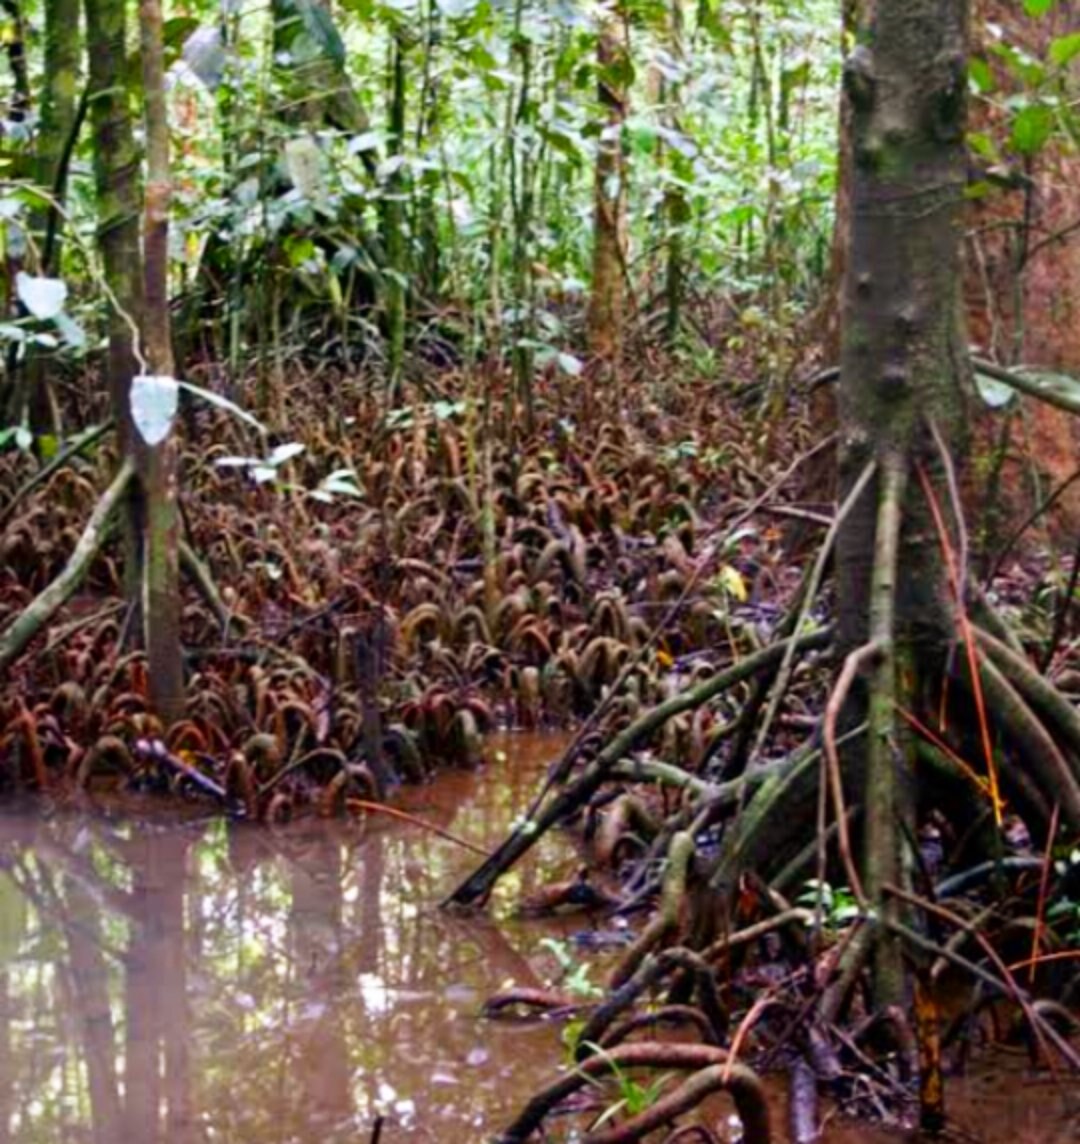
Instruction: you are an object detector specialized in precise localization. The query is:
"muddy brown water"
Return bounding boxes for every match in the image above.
[0,734,1074,1143]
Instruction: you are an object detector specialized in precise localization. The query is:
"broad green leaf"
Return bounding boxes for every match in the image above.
[716,564,748,602]
[15,272,67,320]
[968,131,998,161]
[348,131,382,155]
[557,352,583,377]
[181,25,226,89]
[267,442,305,465]
[1023,0,1056,15]
[1010,103,1055,156]
[968,57,994,93]
[130,374,179,445]
[54,312,87,350]
[280,0,346,66]
[1050,33,1080,68]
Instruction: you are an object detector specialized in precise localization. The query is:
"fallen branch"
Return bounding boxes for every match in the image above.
[0,458,134,676]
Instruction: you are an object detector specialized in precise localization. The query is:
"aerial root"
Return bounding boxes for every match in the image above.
[610,831,695,987]
[577,946,729,1060]
[584,1062,770,1144]
[446,627,833,908]
[493,1042,770,1144]
[0,458,134,674]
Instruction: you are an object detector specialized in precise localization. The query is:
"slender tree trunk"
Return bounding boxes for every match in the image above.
[84,0,141,446]
[26,0,81,436]
[661,0,689,343]
[586,5,629,389]
[837,0,972,1005]
[85,0,184,727]
[383,33,408,399]
[138,0,184,726]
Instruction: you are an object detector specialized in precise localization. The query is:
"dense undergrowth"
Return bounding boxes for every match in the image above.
[0,346,815,809]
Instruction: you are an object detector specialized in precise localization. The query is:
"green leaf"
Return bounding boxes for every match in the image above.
[268,442,305,465]
[1023,0,1056,15]
[968,57,994,94]
[1049,33,1080,68]
[1010,103,1055,156]
[968,131,999,162]
[284,135,328,208]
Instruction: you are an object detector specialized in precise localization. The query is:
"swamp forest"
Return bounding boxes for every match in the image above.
[0,0,1080,1140]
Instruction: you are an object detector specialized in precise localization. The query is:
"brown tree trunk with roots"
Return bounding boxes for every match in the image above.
[449,0,1080,1045]
[833,0,974,1005]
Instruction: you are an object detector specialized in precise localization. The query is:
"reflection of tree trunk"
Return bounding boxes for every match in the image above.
[158,835,195,1144]
[63,883,123,1144]
[288,838,351,1135]
[124,839,165,1144]
[0,971,11,1144]
[357,833,384,975]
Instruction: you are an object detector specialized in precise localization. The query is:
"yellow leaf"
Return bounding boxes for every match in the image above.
[716,564,748,603]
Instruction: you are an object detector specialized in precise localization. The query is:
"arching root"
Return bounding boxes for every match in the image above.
[493,1042,770,1144]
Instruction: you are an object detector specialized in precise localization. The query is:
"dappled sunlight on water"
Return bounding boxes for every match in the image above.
[0,733,1075,1143]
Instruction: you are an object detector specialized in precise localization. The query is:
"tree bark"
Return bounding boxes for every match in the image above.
[837,0,972,1004]
[586,6,629,384]
[139,0,185,726]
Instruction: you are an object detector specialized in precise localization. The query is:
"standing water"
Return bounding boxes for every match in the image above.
[0,734,1074,1143]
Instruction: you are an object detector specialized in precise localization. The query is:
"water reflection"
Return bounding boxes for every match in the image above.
[0,735,579,1143]
[2,737,1075,1144]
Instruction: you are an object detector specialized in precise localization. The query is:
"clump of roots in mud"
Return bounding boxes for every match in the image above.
[468,500,1080,1141]
[0,361,801,818]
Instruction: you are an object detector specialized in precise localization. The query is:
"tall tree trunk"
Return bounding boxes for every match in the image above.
[382,32,408,399]
[86,0,184,727]
[26,0,83,437]
[138,0,184,726]
[84,0,141,447]
[586,5,629,388]
[837,0,972,1005]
